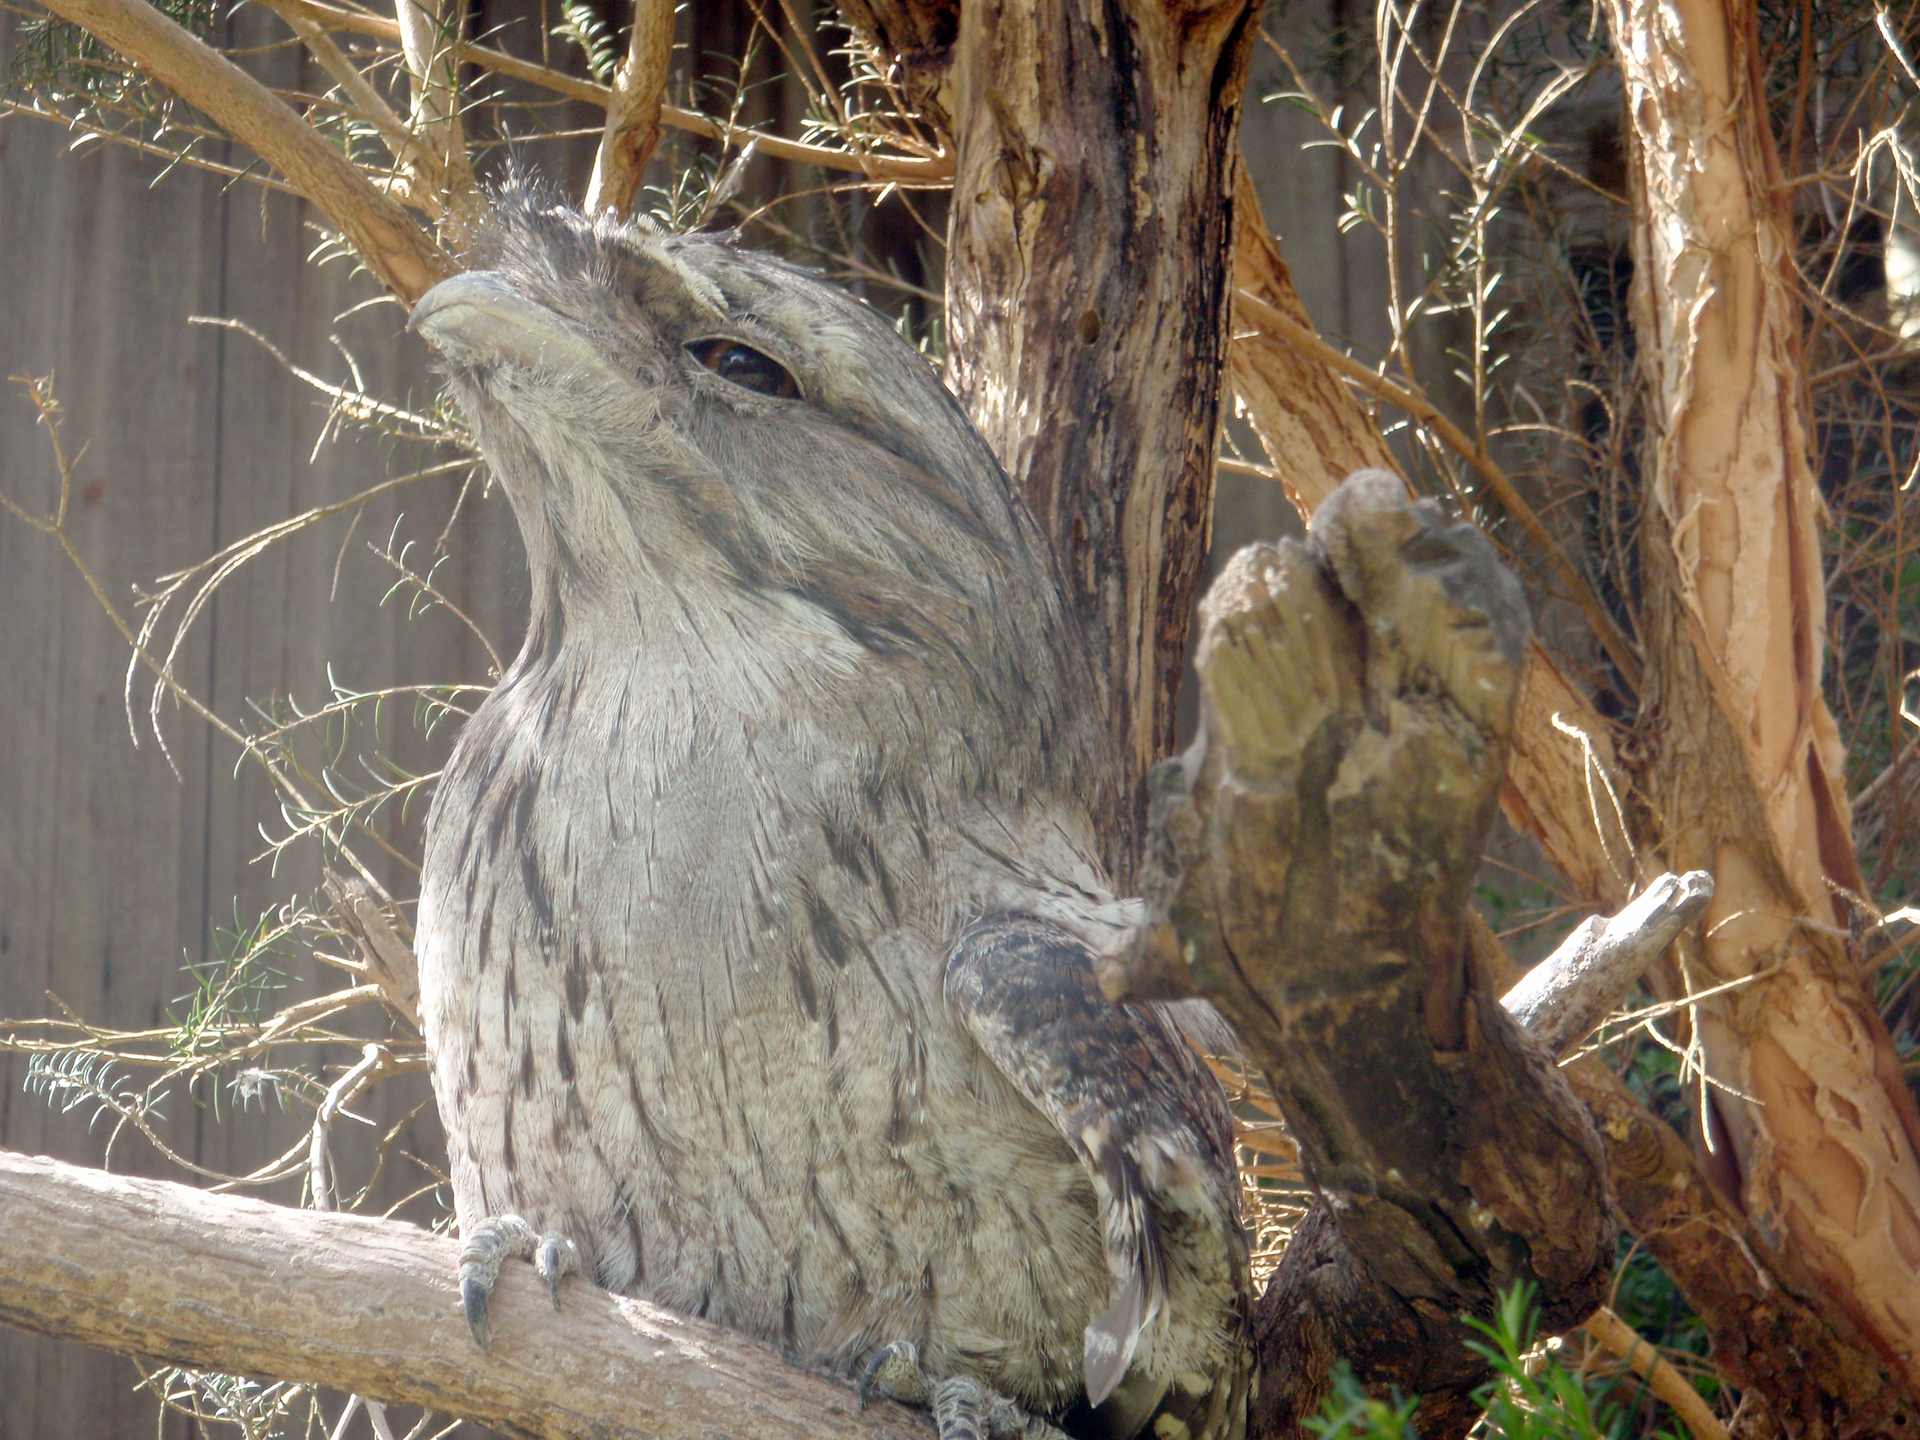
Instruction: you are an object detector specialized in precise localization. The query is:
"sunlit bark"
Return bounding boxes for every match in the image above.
[1602,0,1920,1394]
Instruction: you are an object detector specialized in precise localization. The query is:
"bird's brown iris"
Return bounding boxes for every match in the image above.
[686,338,799,399]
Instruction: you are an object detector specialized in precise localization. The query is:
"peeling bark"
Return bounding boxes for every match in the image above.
[1602,0,1920,1394]
[1224,164,1918,1432]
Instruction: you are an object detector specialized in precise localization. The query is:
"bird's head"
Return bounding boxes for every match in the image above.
[410,184,1105,793]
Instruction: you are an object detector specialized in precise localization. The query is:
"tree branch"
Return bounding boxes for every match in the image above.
[31,0,452,301]
[0,1149,931,1440]
[1224,170,1920,1435]
[1227,165,1636,915]
[0,844,1703,1440]
[1502,870,1712,1057]
[1096,470,1612,1439]
[584,0,674,217]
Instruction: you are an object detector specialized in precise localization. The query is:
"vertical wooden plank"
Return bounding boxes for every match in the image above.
[0,13,520,1433]
[0,100,227,1440]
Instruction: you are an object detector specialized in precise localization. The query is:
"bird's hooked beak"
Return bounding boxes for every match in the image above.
[409,271,616,382]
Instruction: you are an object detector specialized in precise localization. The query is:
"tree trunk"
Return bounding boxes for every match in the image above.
[1602,0,1920,1399]
[941,0,1259,879]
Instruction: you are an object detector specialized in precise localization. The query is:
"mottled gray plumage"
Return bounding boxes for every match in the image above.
[410,188,1251,1440]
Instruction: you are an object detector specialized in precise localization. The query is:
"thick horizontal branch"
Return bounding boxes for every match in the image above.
[0,1149,930,1440]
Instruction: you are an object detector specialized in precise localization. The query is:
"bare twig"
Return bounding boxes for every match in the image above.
[1232,285,1643,693]
[1580,1306,1728,1440]
[253,0,418,170]
[268,0,955,182]
[1502,871,1716,1058]
[310,1044,396,1213]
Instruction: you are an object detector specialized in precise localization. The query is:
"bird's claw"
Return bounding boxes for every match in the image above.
[860,1341,932,1408]
[536,1230,582,1309]
[456,1214,580,1350]
[858,1344,1065,1440]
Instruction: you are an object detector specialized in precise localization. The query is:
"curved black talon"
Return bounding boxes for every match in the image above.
[536,1231,581,1310]
[455,1213,578,1349]
[461,1268,496,1351]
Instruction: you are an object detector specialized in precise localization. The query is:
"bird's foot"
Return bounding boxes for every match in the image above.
[859,1343,1067,1440]
[456,1213,581,1350]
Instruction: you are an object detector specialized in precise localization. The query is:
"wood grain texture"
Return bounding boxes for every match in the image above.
[0,1148,933,1440]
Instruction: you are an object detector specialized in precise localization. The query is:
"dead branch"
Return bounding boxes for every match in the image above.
[32,0,451,301]
[0,1148,931,1440]
[1226,164,1920,1437]
[1503,870,1712,1057]
[1581,1307,1727,1440]
[1227,165,1637,914]
[1100,470,1612,1439]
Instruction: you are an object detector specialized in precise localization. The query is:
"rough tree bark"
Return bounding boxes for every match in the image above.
[941,0,1260,878]
[1601,0,1920,1404]
[0,1150,932,1440]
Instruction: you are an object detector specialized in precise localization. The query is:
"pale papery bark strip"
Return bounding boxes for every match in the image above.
[393,0,474,204]
[33,0,452,301]
[0,1148,931,1440]
[1601,0,1920,1390]
[584,0,675,217]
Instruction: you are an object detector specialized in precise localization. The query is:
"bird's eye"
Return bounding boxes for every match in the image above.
[685,338,799,399]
